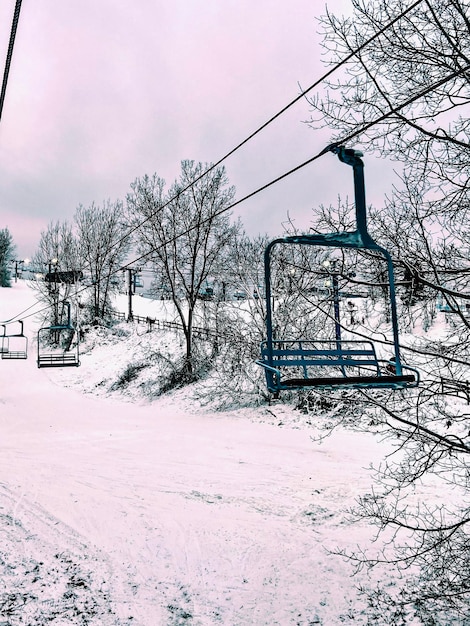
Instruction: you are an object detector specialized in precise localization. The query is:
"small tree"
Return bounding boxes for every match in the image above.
[75,200,131,322]
[0,228,15,287]
[127,161,238,378]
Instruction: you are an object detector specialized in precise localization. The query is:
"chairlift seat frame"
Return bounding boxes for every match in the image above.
[1,321,28,360]
[257,146,420,393]
[37,302,80,368]
[260,340,417,392]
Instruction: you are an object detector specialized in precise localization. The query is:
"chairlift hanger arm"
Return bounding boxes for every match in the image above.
[329,145,363,165]
[330,145,374,242]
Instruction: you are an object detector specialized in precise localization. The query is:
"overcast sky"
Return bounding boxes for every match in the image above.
[0,0,397,259]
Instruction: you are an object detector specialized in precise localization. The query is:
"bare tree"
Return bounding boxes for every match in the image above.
[127,161,238,378]
[199,224,351,408]
[305,1,470,620]
[309,0,470,321]
[31,221,80,326]
[75,200,131,323]
[192,232,271,407]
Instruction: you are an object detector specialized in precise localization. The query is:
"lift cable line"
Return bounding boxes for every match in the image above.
[0,0,22,124]
[80,0,427,270]
[5,59,467,327]
[127,60,470,261]
[21,0,426,302]
[110,52,468,282]
[185,0,425,177]
[0,1,425,328]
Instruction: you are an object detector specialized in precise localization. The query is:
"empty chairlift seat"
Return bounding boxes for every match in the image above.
[259,339,418,391]
[257,146,420,393]
[37,302,80,368]
[1,321,28,359]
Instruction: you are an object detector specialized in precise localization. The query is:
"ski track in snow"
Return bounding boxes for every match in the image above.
[0,284,392,625]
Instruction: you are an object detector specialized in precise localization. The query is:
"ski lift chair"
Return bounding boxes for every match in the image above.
[1,320,28,359]
[257,146,420,393]
[37,301,80,368]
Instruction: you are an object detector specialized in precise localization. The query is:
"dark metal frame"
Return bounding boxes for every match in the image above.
[1,320,28,359]
[37,301,80,368]
[257,146,420,392]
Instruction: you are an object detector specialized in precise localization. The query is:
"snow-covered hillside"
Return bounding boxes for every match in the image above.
[0,282,450,625]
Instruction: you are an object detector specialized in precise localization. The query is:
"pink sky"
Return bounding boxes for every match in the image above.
[0,0,396,259]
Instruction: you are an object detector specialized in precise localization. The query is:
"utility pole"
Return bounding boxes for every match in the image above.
[127,268,134,322]
[125,266,142,322]
[331,259,341,344]
[323,258,342,345]
[46,258,59,326]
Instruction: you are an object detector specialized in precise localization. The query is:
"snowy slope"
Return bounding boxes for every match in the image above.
[0,282,416,625]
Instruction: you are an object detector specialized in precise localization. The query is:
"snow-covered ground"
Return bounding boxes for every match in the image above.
[0,282,422,625]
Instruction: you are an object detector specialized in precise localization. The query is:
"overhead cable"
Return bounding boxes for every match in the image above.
[6,61,468,325]
[45,0,427,303]
[124,62,470,271]
[49,0,427,292]
[118,0,426,247]
[6,0,449,324]
[0,0,22,123]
